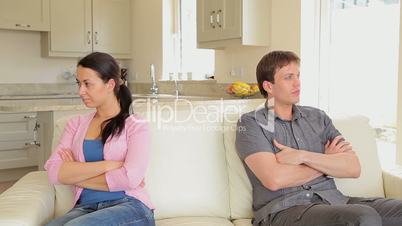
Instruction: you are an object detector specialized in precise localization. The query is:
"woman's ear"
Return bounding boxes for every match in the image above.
[262,81,273,96]
[106,79,116,91]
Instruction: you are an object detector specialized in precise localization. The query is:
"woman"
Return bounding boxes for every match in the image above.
[45,52,155,226]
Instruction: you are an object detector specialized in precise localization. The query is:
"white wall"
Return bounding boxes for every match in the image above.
[129,0,301,84]
[0,0,301,85]
[214,0,301,83]
[214,46,269,83]
[0,29,77,83]
[0,0,163,84]
[129,0,163,83]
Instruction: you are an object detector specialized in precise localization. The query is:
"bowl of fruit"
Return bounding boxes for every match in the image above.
[226,81,260,98]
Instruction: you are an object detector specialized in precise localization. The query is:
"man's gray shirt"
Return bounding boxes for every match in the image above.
[235,103,349,225]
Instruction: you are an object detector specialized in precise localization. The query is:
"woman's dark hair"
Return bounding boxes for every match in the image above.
[78,52,132,144]
[256,51,300,98]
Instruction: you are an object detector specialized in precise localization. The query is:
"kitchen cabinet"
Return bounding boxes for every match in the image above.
[42,0,131,59]
[0,113,39,170]
[197,0,270,49]
[37,109,92,170]
[0,0,50,31]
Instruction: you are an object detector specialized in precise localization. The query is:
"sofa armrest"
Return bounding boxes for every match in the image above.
[383,166,402,200]
[0,171,55,226]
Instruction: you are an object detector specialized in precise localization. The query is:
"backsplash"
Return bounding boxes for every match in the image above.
[0,83,77,96]
[0,81,263,99]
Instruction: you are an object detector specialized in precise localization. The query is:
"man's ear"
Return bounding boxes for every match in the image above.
[262,81,274,96]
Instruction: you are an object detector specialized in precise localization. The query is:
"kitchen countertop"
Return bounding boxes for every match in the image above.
[0,98,88,112]
[0,94,80,100]
[0,94,264,112]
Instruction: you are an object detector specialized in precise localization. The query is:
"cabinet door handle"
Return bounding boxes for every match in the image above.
[94,31,99,45]
[87,31,92,44]
[15,23,31,28]
[24,115,37,119]
[210,11,216,28]
[216,9,222,28]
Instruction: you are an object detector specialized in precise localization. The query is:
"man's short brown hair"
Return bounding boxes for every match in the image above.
[256,51,300,98]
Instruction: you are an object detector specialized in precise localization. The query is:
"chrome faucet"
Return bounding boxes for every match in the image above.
[150,64,158,95]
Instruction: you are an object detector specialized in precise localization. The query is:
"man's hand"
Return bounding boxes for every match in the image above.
[273,140,305,165]
[59,149,75,162]
[325,135,353,155]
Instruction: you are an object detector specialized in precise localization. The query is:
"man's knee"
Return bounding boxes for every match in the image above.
[344,205,382,226]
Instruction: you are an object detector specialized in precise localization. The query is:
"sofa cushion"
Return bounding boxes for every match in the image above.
[0,171,54,226]
[156,217,234,226]
[135,103,231,220]
[222,101,266,220]
[332,115,384,198]
[223,110,385,220]
[223,113,253,220]
[52,104,232,220]
[52,116,76,218]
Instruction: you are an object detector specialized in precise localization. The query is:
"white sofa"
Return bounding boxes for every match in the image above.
[1,99,402,226]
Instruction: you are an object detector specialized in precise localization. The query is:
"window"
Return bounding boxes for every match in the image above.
[163,0,215,81]
[302,0,400,166]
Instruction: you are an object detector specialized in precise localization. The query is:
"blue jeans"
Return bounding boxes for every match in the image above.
[45,196,155,226]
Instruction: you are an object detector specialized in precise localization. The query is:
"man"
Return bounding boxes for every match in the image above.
[236,50,402,226]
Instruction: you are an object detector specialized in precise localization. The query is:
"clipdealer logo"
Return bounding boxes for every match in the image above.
[129,98,248,131]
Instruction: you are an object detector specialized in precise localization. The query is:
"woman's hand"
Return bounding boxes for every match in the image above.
[104,160,124,171]
[59,149,75,162]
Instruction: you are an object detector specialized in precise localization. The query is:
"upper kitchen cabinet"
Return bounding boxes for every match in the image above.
[92,0,131,57]
[42,0,132,59]
[0,0,50,31]
[197,0,270,49]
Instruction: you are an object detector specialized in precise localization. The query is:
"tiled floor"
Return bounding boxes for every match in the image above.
[0,181,16,194]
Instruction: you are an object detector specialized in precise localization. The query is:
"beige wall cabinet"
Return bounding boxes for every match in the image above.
[42,0,131,59]
[0,113,39,170]
[0,0,50,31]
[197,0,270,49]
[37,109,92,170]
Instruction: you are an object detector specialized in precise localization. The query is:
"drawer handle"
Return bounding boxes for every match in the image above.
[25,141,40,147]
[24,115,37,119]
[15,23,31,28]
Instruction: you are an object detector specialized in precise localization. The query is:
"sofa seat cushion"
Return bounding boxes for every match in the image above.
[156,217,234,226]
[232,219,252,226]
[0,171,54,226]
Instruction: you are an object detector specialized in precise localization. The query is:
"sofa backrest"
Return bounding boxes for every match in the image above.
[52,115,76,218]
[51,100,385,221]
[51,101,231,220]
[135,103,231,220]
[223,108,385,220]
[332,115,384,197]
